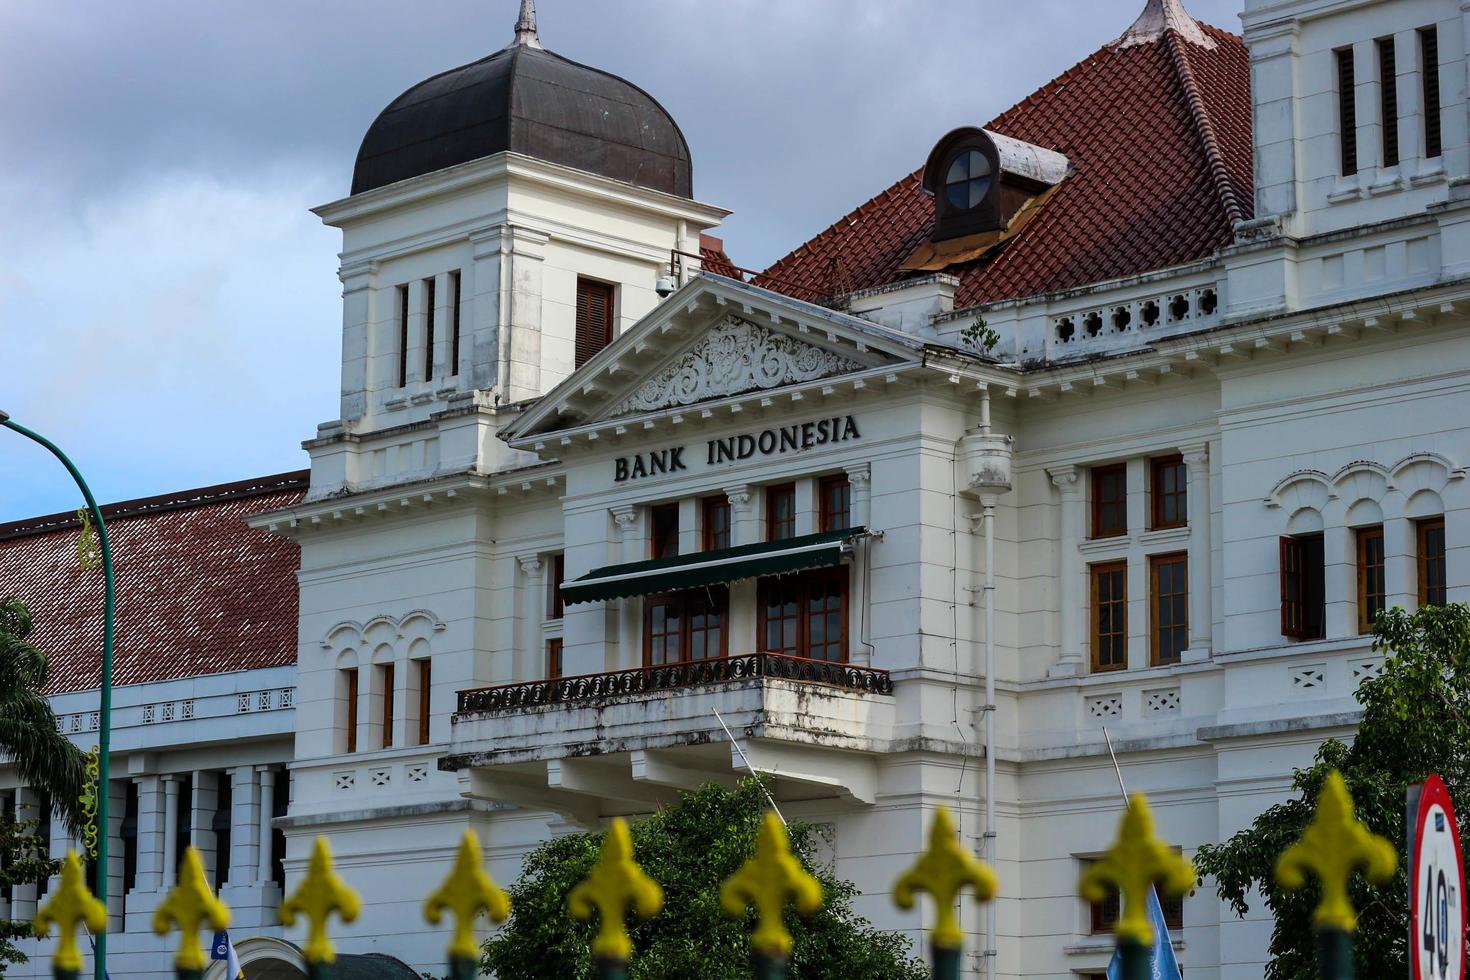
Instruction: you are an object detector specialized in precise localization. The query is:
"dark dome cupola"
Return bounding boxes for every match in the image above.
[351,1,693,197]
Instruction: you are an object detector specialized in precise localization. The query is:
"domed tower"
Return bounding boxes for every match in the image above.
[309,1,728,497]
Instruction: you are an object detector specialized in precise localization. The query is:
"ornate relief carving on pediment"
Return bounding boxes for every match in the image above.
[611,316,864,417]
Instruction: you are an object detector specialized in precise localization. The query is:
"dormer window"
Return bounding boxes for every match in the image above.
[945,150,993,210]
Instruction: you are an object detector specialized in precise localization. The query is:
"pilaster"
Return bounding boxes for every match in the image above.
[517,553,547,682]
[1048,466,1085,677]
[845,465,872,528]
[1182,442,1213,661]
[162,776,181,889]
[724,485,756,545]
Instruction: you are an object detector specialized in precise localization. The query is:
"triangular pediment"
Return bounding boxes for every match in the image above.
[505,275,925,443]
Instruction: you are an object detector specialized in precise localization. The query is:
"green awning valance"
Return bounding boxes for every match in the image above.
[562,526,865,606]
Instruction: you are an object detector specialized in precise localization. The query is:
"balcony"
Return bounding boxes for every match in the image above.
[446,653,895,823]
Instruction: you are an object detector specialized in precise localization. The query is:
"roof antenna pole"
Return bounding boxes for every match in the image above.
[513,0,543,48]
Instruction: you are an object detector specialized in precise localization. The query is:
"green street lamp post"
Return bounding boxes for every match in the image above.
[0,409,114,980]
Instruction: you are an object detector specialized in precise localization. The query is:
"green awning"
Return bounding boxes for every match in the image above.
[562,526,865,606]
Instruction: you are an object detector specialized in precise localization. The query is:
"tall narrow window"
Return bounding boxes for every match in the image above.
[36,789,51,899]
[548,552,565,619]
[212,776,232,888]
[1421,27,1442,158]
[1379,37,1399,167]
[759,568,849,662]
[270,772,288,891]
[1090,561,1128,672]
[547,637,564,679]
[766,483,796,541]
[575,277,615,367]
[380,663,395,750]
[703,496,732,551]
[1150,553,1189,665]
[422,276,437,383]
[174,773,193,876]
[1356,526,1386,633]
[819,475,852,532]
[343,668,358,754]
[1337,48,1358,176]
[1281,534,1326,640]
[120,781,139,893]
[651,503,680,559]
[645,595,684,666]
[449,270,462,377]
[416,659,432,746]
[1418,517,1447,607]
[1092,464,1128,538]
[396,284,410,388]
[1149,456,1187,530]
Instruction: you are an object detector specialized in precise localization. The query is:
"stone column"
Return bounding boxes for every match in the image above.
[845,465,872,528]
[794,478,818,536]
[1384,510,1416,611]
[256,767,277,888]
[46,807,68,896]
[1049,466,1085,677]
[227,767,260,888]
[106,779,125,928]
[161,776,181,888]
[725,485,755,545]
[611,508,642,667]
[1182,443,1213,661]
[190,771,219,884]
[1324,521,1355,639]
[516,553,546,681]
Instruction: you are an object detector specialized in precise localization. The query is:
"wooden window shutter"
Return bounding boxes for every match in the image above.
[1280,536,1304,639]
[575,278,615,367]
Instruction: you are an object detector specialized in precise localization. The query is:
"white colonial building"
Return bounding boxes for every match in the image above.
[5,0,1470,977]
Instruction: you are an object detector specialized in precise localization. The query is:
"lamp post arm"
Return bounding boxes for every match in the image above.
[2,415,114,980]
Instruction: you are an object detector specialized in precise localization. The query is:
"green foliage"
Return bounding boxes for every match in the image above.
[1195,603,1470,979]
[960,317,1001,354]
[0,812,61,968]
[481,780,928,979]
[0,599,87,836]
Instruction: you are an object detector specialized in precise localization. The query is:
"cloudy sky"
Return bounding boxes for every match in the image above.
[0,0,1243,522]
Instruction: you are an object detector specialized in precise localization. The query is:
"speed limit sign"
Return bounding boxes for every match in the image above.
[1412,774,1466,980]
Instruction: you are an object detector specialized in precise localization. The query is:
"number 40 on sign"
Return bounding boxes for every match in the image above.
[1411,774,1467,980]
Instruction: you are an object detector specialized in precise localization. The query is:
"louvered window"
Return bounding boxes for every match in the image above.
[422,276,436,383]
[396,284,410,387]
[1421,27,1442,159]
[575,277,615,367]
[1337,48,1358,176]
[1379,37,1399,167]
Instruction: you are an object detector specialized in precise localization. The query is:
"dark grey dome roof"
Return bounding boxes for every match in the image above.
[351,41,693,198]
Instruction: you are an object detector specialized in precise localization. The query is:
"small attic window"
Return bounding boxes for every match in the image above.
[945,151,993,210]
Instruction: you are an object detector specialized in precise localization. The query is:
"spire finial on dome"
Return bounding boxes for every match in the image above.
[513,0,543,48]
[1113,0,1215,49]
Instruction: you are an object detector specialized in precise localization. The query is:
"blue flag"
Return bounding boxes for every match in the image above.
[1106,887,1182,980]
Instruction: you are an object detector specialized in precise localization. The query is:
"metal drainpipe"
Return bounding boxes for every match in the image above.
[981,491,997,980]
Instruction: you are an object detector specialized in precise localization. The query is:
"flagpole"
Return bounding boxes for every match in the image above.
[1101,727,1160,980]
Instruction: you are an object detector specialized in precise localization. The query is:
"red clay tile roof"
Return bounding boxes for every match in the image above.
[699,232,744,281]
[757,17,1253,309]
[0,471,307,695]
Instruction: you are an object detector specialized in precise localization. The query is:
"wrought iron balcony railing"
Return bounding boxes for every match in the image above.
[455,652,894,715]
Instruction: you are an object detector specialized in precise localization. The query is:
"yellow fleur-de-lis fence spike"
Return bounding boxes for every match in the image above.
[152,846,230,970]
[893,805,998,952]
[1275,770,1397,933]
[568,817,663,963]
[720,811,823,958]
[424,831,511,966]
[1079,793,1195,948]
[33,850,107,974]
[280,836,362,964]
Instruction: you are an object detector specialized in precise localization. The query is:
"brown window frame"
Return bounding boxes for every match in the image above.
[766,483,796,542]
[546,637,564,680]
[1337,47,1358,176]
[1356,525,1387,634]
[1090,561,1129,672]
[650,503,680,560]
[1280,533,1326,640]
[1149,456,1187,530]
[643,587,730,666]
[416,659,431,746]
[574,277,616,367]
[1091,464,1128,539]
[1378,37,1400,168]
[548,552,565,619]
[819,474,853,532]
[380,662,395,750]
[396,283,410,388]
[1421,27,1442,159]
[1418,516,1447,608]
[1149,552,1189,666]
[343,668,359,754]
[449,270,462,377]
[423,276,437,383]
[1087,865,1184,934]
[758,566,850,663]
[703,496,732,551]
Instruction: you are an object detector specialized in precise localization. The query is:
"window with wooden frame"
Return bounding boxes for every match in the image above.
[1337,47,1358,176]
[758,567,849,662]
[1281,533,1326,640]
[1149,456,1187,530]
[1378,37,1400,168]
[547,552,565,619]
[650,503,680,559]
[644,587,728,666]
[416,659,432,746]
[546,637,564,679]
[819,474,852,532]
[380,662,395,749]
[1091,464,1127,538]
[396,283,410,388]
[1090,561,1128,672]
[1087,868,1184,934]
[1418,517,1447,607]
[449,270,462,377]
[422,276,437,383]
[766,483,797,541]
[703,496,732,551]
[1150,552,1189,666]
[1356,525,1386,633]
[1422,27,1442,159]
[342,668,358,754]
[574,277,615,367]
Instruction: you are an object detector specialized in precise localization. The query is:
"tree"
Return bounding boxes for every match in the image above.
[1195,603,1470,979]
[481,780,929,979]
[0,810,61,968]
[0,598,87,834]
